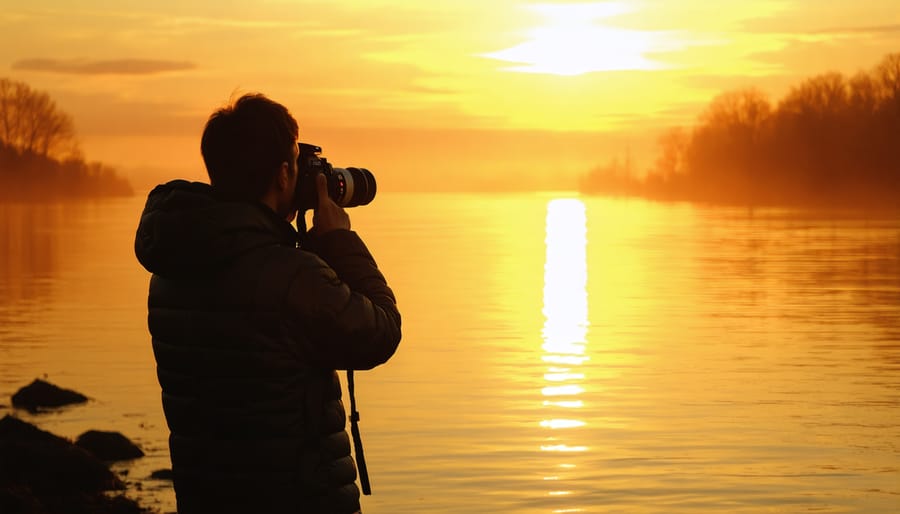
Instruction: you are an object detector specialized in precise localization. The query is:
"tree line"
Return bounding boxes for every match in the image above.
[0,78,132,200]
[581,52,900,207]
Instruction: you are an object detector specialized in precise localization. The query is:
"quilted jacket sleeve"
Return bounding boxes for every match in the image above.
[285,229,401,370]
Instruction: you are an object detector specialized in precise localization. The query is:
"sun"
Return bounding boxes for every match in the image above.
[483,2,667,76]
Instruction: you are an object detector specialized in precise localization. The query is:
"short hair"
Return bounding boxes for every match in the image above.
[200,93,299,201]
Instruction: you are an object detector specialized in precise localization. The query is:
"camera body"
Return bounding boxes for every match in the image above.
[295,142,376,211]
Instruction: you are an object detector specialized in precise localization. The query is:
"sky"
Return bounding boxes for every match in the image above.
[1,0,898,192]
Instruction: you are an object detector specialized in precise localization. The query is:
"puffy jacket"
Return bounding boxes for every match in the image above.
[134,180,401,514]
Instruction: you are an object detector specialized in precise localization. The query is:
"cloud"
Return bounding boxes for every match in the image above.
[810,24,900,35]
[11,58,196,75]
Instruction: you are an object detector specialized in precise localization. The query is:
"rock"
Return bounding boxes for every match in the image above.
[0,415,151,513]
[0,415,122,493]
[0,414,68,444]
[76,430,144,461]
[150,468,174,481]
[11,379,88,411]
[0,485,43,514]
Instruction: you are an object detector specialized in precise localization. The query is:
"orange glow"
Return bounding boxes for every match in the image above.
[1,1,895,191]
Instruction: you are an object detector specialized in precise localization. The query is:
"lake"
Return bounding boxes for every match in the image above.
[1,192,898,513]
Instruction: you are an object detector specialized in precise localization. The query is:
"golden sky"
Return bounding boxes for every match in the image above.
[1,0,898,192]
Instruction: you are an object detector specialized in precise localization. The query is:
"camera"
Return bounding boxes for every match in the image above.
[295,142,376,211]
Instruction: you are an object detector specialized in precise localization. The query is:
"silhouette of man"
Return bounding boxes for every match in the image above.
[134,93,401,514]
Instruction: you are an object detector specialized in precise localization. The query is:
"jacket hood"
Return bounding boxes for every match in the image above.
[135,180,297,278]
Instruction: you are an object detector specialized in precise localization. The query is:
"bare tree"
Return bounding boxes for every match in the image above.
[875,52,900,101]
[653,126,687,178]
[778,72,849,119]
[0,78,77,159]
[684,88,772,187]
[701,88,772,131]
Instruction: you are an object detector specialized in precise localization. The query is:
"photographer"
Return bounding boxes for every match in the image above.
[134,93,402,514]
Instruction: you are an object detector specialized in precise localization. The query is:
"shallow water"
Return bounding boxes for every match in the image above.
[1,193,898,513]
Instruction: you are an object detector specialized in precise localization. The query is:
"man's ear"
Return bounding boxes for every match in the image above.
[276,161,290,191]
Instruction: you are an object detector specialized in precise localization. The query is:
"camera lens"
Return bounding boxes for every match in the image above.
[333,167,376,207]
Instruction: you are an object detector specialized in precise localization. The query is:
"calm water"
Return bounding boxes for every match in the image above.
[0,192,898,513]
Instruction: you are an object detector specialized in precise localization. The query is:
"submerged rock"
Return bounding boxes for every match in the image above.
[11,379,88,411]
[0,415,152,514]
[150,468,173,481]
[76,430,145,461]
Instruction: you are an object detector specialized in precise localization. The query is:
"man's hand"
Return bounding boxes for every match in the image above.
[311,172,351,234]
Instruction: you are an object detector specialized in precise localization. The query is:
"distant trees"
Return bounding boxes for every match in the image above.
[682,88,772,199]
[0,78,78,160]
[0,78,131,199]
[581,52,900,206]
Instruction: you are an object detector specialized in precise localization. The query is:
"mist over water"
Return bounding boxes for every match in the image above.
[1,193,898,513]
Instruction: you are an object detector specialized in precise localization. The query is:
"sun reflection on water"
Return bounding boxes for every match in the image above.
[539,198,589,510]
[541,384,584,396]
[540,419,586,429]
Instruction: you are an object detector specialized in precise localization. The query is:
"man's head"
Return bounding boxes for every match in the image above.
[201,94,299,207]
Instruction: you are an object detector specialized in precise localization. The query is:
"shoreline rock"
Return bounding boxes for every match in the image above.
[11,379,89,412]
[76,430,145,461]
[149,469,173,481]
[0,415,153,514]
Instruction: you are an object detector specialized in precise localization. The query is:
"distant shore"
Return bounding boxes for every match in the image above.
[0,144,133,201]
[580,52,900,208]
[579,178,900,210]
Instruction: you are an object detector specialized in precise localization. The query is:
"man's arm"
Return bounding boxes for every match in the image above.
[284,172,401,370]
[286,230,401,370]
